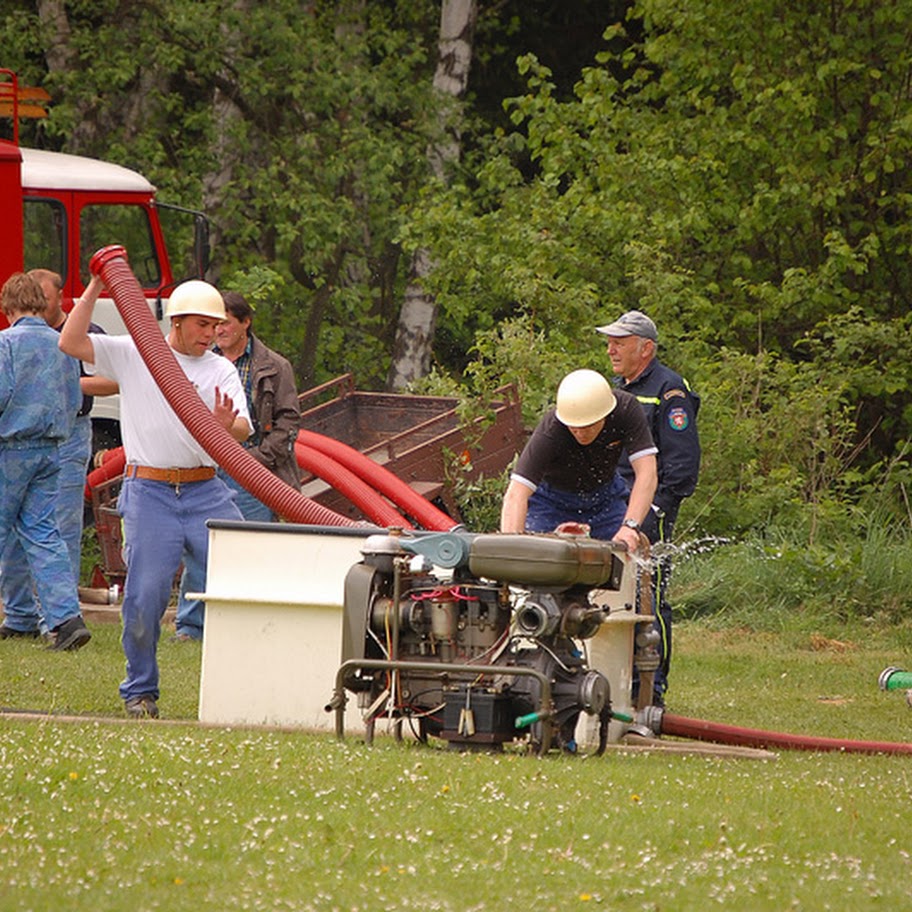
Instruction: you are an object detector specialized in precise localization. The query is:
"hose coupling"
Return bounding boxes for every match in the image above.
[636,704,665,736]
[878,666,912,691]
[89,244,128,275]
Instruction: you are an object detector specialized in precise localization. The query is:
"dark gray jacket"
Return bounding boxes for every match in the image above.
[247,335,301,491]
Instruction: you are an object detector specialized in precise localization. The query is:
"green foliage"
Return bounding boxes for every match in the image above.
[6,0,912,592]
[2,0,442,389]
[688,347,860,537]
[404,0,912,534]
[447,465,511,534]
[78,526,103,589]
[463,316,577,425]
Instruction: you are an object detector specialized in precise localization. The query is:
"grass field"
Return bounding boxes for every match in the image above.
[1,619,911,911]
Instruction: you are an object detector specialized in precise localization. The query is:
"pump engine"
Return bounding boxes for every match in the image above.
[334,529,640,753]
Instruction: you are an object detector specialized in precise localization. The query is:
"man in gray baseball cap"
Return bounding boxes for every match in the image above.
[596,308,700,707]
[596,309,658,342]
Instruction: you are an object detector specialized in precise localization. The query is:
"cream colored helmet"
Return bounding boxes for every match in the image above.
[165,280,226,320]
[555,369,616,427]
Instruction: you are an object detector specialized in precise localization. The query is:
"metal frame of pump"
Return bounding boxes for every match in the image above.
[327,529,652,755]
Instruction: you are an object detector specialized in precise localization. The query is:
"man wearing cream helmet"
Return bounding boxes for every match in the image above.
[60,277,251,719]
[500,368,657,554]
[598,309,701,705]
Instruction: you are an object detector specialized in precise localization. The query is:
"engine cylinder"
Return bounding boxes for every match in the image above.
[430,596,458,640]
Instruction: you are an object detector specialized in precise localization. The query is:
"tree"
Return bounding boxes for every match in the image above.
[3,0,644,391]
[387,0,477,391]
[3,0,443,388]
[406,0,912,528]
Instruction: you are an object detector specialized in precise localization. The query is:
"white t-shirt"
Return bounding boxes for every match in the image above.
[92,334,250,468]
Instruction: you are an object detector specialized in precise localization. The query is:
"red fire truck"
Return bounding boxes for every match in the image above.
[0,68,210,445]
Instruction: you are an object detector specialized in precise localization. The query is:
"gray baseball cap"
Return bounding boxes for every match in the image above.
[595,309,657,341]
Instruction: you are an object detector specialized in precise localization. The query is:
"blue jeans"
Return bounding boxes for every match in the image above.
[117,475,242,700]
[525,475,628,540]
[0,416,91,634]
[217,469,275,523]
[0,442,81,632]
[174,470,272,637]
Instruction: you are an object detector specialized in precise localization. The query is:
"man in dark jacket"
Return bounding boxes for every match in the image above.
[597,310,701,704]
[212,291,302,511]
[174,290,302,640]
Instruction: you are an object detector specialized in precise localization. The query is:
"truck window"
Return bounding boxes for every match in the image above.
[23,197,66,276]
[158,204,207,283]
[80,203,161,288]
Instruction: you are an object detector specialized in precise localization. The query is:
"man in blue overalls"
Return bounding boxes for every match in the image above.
[597,310,701,705]
[0,273,90,650]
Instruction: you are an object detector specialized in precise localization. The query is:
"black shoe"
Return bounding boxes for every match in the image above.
[47,616,92,651]
[0,624,40,639]
[124,695,159,719]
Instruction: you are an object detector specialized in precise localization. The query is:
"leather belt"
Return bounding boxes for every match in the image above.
[125,464,216,484]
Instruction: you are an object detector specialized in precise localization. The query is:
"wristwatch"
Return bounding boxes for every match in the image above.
[622,518,641,532]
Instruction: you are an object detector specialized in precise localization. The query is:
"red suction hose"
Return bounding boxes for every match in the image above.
[88,246,352,527]
[295,442,413,529]
[87,440,414,530]
[652,710,912,756]
[84,446,126,501]
[296,429,456,531]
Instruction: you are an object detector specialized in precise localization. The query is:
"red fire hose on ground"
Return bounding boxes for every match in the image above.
[88,245,352,527]
[642,707,912,756]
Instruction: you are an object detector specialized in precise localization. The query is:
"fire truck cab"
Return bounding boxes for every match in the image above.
[0,68,210,446]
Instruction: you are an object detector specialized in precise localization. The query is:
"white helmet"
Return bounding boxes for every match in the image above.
[555,369,616,427]
[165,280,226,320]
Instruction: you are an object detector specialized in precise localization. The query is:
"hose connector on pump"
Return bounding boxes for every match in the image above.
[637,704,665,737]
[634,626,661,673]
[515,710,549,730]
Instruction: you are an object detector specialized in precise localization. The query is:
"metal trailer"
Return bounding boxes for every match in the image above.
[296,374,526,523]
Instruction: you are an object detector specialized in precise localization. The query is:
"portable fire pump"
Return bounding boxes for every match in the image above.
[329,529,657,754]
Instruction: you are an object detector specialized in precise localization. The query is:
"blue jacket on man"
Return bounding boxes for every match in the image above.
[616,356,701,535]
[597,308,700,705]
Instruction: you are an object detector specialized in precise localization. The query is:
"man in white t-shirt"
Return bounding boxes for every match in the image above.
[60,278,251,719]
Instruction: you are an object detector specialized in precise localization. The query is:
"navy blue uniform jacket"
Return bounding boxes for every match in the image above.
[616,358,700,520]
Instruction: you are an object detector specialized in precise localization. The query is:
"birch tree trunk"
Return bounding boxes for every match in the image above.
[386,0,477,391]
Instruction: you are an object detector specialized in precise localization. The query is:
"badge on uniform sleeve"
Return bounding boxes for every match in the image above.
[668,407,689,431]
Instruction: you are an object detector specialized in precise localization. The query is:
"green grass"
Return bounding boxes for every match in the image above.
[1,619,911,911]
